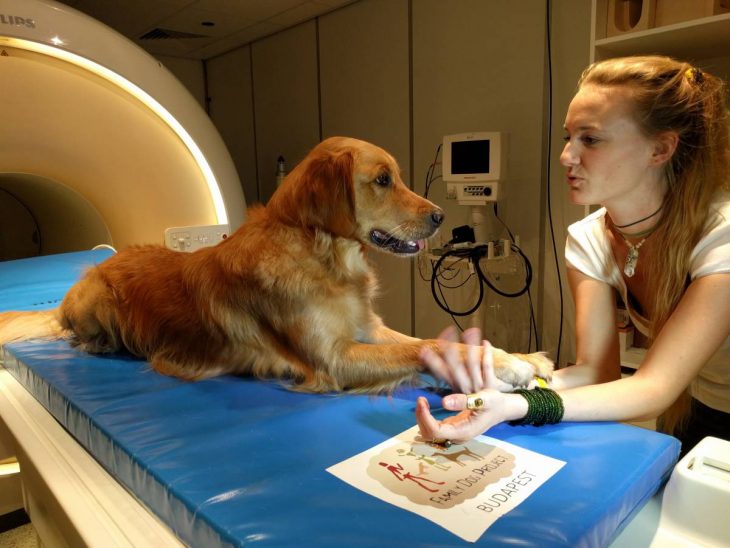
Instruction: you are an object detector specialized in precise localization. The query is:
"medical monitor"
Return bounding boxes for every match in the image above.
[442,132,504,183]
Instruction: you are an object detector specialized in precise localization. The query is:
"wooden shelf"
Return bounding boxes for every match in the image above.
[593,12,730,61]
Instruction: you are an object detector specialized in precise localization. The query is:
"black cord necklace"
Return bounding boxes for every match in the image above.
[613,204,663,229]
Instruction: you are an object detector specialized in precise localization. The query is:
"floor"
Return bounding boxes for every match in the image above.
[0,510,37,548]
[0,524,37,548]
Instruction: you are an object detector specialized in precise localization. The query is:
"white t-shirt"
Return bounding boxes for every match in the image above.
[565,193,730,413]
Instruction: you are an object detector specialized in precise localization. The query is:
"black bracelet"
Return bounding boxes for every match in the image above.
[509,387,564,426]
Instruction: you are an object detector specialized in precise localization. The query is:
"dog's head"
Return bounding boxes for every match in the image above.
[269,136,444,256]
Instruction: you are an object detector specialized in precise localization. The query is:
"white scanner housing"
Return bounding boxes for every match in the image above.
[0,0,246,260]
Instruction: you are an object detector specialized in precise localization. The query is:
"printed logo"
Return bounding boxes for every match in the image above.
[328,426,566,542]
[0,15,36,29]
[367,438,515,509]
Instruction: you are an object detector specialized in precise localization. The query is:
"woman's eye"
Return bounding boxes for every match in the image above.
[563,134,600,146]
[375,173,392,186]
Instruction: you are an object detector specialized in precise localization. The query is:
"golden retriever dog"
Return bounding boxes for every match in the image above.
[0,137,552,392]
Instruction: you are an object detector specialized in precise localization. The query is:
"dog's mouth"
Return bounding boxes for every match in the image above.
[369,229,425,255]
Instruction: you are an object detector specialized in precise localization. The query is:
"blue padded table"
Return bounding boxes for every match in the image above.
[0,248,115,311]
[0,251,680,547]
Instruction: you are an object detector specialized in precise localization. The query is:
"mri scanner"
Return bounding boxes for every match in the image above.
[0,0,246,261]
[0,0,246,543]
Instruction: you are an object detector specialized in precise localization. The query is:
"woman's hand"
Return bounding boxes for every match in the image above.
[416,327,527,443]
[415,390,513,444]
[419,326,514,393]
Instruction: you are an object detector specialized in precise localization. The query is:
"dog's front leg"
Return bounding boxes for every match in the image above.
[329,340,436,392]
[330,337,552,393]
[368,322,421,345]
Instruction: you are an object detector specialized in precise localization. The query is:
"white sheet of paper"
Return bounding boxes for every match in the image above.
[327,426,565,543]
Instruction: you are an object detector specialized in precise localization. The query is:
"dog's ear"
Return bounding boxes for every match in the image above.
[270,149,357,237]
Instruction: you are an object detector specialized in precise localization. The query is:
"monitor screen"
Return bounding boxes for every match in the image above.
[450,139,490,174]
[442,132,503,182]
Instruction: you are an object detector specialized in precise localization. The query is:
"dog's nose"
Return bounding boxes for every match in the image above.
[430,209,445,227]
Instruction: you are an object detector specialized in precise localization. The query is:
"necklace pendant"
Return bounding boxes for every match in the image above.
[624,247,639,277]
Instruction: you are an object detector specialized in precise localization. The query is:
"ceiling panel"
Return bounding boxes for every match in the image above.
[58,0,357,59]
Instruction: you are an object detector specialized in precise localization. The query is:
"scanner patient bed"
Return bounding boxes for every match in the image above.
[0,250,680,547]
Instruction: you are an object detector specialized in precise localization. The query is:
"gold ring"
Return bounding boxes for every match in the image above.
[431,438,452,449]
[466,393,485,410]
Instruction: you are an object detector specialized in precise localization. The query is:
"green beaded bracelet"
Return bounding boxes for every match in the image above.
[509,387,564,426]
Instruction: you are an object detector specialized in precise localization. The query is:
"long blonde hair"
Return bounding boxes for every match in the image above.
[578,56,730,434]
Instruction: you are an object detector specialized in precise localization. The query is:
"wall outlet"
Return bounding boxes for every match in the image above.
[481,254,518,275]
[164,224,230,252]
[501,238,511,257]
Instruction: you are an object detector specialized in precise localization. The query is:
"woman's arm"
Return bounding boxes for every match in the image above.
[550,268,621,389]
[420,268,621,394]
[416,273,730,442]
[561,272,730,421]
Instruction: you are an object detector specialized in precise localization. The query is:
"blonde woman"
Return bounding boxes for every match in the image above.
[417,56,730,456]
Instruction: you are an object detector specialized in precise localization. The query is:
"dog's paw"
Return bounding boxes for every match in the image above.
[491,349,535,389]
[493,350,554,389]
[514,351,554,383]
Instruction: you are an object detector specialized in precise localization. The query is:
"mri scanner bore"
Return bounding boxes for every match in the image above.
[0,175,111,261]
[0,0,246,262]
[0,187,40,261]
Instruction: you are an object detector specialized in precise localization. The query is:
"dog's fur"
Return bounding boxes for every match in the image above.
[0,137,552,392]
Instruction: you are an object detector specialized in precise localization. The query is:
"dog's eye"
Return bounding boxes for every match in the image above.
[374,173,392,187]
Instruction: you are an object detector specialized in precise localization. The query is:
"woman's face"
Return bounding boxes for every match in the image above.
[560,84,664,208]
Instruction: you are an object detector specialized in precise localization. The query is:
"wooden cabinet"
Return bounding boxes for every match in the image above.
[591,0,730,61]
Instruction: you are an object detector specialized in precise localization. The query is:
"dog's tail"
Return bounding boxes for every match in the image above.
[0,310,65,346]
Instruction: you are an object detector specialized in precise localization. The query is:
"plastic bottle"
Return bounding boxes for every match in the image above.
[276,156,286,187]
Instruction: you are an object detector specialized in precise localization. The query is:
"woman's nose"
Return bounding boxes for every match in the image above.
[560,141,577,167]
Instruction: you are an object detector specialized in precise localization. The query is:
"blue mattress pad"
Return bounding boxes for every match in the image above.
[0,251,680,546]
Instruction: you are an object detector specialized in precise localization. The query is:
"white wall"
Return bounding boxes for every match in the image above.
[203,0,594,363]
[251,22,321,204]
[155,54,206,108]
[411,0,546,350]
[319,0,413,335]
[205,47,258,210]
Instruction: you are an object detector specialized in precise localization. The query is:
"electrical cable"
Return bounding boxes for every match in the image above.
[438,269,474,289]
[475,244,532,298]
[430,241,533,318]
[527,290,539,351]
[434,276,466,332]
[545,0,564,366]
[493,203,541,350]
[424,143,442,199]
[430,248,486,317]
